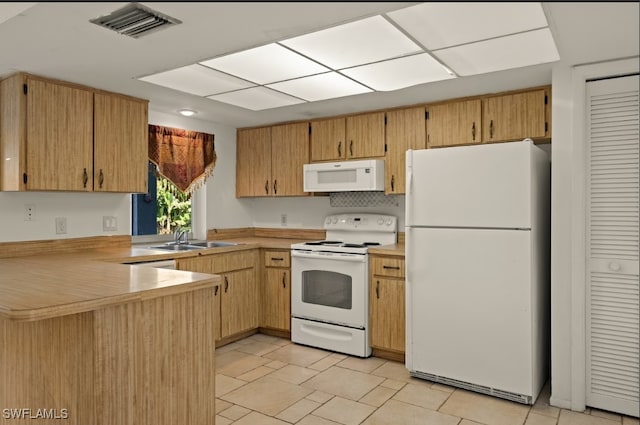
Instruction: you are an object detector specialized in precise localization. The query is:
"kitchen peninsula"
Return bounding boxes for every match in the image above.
[0,252,219,425]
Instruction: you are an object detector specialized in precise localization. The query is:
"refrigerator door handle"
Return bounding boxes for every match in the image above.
[406,149,413,226]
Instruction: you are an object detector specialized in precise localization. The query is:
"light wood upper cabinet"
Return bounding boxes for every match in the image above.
[346,112,386,159]
[271,122,309,196]
[94,92,148,193]
[310,117,345,161]
[385,107,426,194]
[236,127,272,197]
[1,74,94,191]
[482,89,549,142]
[426,99,481,148]
[0,72,148,193]
[236,123,309,197]
[310,112,385,162]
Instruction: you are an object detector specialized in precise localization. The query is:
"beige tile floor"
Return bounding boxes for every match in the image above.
[215,334,639,425]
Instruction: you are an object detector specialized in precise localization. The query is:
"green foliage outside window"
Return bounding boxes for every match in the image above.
[156,177,191,235]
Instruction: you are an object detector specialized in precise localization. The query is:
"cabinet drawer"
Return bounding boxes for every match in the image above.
[209,250,258,273]
[264,250,291,268]
[371,256,405,278]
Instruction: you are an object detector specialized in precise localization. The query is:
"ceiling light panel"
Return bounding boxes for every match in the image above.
[208,87,305,111]
[267,72,372,102]
[200,43,329,84]
[280,15,422,69]
[388,2,549,50]
[139,64,255,96]
[0,2,36,25]
[433,28,560,76]
[341,53,455,92]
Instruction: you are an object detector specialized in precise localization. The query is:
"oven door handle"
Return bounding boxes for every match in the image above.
[290,251,366,262]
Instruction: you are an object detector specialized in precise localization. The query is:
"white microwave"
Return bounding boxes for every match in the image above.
[303,159,385,192]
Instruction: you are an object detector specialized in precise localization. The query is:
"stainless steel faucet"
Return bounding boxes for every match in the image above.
[173,227,188,245]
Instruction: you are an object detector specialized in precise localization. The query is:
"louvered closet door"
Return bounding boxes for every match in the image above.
[586,74,639,417]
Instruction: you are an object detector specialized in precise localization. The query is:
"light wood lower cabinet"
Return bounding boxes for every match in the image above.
[261,250,291,334]
[369,255,406,359]
[0,288,215,425]
[177,250,259,343]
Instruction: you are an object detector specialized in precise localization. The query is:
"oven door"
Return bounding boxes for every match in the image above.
[291,250,367,328]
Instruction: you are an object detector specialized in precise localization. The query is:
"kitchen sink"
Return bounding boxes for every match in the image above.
[148,244,203,251]
[186,241,238,248]
[147,241,238,251]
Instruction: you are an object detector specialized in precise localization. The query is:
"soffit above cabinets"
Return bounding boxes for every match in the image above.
[137,2,560,111]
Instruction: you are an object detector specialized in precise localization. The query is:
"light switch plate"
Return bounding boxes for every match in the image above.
[103,216,118,231]
[55,217,67,234]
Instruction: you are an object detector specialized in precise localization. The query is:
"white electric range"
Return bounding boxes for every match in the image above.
[290,213,397,357]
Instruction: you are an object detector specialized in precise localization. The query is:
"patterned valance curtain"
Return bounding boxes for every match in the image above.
[148,124,216,196]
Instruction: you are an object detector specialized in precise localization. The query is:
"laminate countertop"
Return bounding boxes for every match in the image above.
[0,237,309,322]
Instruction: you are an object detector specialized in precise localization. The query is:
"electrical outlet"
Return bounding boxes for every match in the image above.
[281,214,287,226]
[103,216,118,231]
[24,204,35,221]
[55,217,67,234]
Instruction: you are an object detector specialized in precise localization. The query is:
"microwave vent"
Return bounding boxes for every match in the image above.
[90,3,181,39]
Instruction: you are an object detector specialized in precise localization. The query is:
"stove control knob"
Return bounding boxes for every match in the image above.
[385,218,393,226]
[332,217,339,224]
[377,218,384,225]
[325,217,331,225]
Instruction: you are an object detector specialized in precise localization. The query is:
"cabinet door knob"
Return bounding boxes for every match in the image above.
[214,286,219,296]
[273,179,278,195]
[391,175,395,192]
[338,141,342,157]
[271,257,284,261]
[264,180,269,195]
[83,168,88,188]
[224,276,229,292]
[489,120,494,139]
[376,280,380,299]
[99,169,104,188]
[349,140,353,157]
[383,265,400,270]
[282,272,286,288]
[472,122,476,141]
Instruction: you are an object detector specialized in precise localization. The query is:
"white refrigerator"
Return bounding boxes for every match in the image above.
[405,139,550,404]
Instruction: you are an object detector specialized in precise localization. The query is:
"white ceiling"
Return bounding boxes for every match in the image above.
[0,2,638,128]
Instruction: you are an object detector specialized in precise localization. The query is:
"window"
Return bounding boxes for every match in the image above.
[132,161,192,236]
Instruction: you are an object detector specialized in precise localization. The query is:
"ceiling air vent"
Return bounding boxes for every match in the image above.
[90,3,181,39]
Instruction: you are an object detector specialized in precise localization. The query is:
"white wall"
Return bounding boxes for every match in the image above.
[247,195,406,230]
[0,191,130,242]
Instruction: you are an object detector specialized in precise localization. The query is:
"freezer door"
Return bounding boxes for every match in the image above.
[406,227,536,397]
[406,142,533,228]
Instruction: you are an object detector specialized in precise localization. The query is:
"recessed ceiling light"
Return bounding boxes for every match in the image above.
[200,43,329,84]
[387,2,549,50]
[178,109,197,116]
[433,28,560,76]
[267,72,372,102]
[280,15,422,69]
[208,87,305,111]
[340,53,455,92]
[139,64,255,96]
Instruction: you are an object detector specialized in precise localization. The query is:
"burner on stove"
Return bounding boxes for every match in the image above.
[305,240,342,245]
[342,243,367,248]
